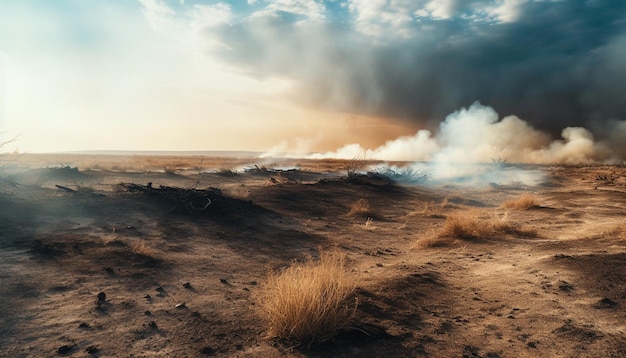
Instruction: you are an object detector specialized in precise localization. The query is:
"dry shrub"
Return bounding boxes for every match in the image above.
[502,193,539,210]
[348,198,373,217]
[343,155,366,178]
[256,250,358,346]
[417,211,536,247]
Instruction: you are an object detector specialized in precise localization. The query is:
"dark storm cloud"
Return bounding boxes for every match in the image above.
[211,0,626,138]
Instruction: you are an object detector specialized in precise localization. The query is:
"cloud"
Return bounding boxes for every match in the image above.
[139,0,176,31]
[207,0,626,142]
[3,0,623,156]
[421,0,457,20]
[261,0,327,20]
[485,0,529,23]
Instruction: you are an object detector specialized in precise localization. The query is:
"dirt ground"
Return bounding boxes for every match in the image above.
[0,154,625,357]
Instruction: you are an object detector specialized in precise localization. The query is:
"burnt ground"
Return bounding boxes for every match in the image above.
[0,157,625,357]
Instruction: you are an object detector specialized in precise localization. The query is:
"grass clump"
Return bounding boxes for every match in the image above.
[440,213,508,240]
[600,225,626,241]
[128,240,159,259]
[256,250,358,346]
[348,198,373,217]
[502,193,539,210]
[416,211,536,248]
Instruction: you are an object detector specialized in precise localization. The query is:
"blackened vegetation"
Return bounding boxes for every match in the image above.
[120,183,217,213]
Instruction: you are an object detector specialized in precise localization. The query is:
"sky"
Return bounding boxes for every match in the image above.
[0,0,625,161]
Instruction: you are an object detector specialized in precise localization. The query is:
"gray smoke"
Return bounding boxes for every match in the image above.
[209,0,626,141]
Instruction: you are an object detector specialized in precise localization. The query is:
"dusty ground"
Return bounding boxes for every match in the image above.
[0,154,625,357]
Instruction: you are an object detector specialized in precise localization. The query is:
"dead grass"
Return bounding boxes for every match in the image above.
[256,250,358,346]
[502,193,539,210]
[416,210,536,248]
[418,201,446,218]
[414,230,455,249]
[600,226,626,241]
[363,217,376,231]
[128,240,159,259]
[348,198,373,217]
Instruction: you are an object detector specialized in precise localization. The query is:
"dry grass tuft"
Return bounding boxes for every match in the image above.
[363,217,376,231]
[348,198,373,217]
[415,230,454,249]
[256,250,358,346]
[600,226,626,241]
[502,193,539,210]
[418,201,446,218]
[440,212,512,240]
[128,240,159,259]
[416,210,536,248]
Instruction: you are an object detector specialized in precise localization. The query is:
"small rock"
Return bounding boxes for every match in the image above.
[595,297,619,309]
[148,320,158,328]
[156,286,164,292]
[78,322,91,329]
[85,346,99,354]
[104,267,114,275]
[220,278,229,284]
[97,292,106,302]
[57,345,74,355]
[183,282,192,289]
[144,294,151,299]
[144,310,151,316]
[175,302,186,309]
[200,346,214,355]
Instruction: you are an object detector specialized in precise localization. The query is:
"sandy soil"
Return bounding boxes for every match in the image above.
[0,154,625,357]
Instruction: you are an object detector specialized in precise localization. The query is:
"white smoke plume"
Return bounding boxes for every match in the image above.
[309,102,623,166]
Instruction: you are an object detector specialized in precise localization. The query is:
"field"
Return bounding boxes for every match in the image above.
[1,154,625,357]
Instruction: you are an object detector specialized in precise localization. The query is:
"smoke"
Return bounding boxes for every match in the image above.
[309,102,622,164]
[284,102,617,185]
[208,0,626,139]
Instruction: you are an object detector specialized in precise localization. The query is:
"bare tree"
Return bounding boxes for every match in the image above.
[0,133,17,151]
